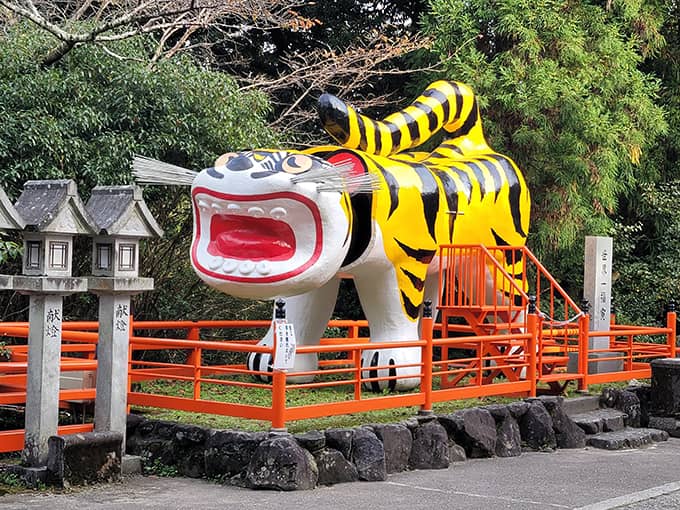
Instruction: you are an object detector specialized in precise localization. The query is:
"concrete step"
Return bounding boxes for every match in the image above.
[586,427,669,450]
[571,408,627,434]
[562,396,600,416]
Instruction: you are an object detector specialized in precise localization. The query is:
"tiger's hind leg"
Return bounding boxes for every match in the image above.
[247,278,341,383]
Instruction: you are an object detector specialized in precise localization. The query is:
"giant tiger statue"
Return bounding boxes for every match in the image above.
[135,80,531,391]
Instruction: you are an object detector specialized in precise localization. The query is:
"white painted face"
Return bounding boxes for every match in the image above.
[190,150,352,299]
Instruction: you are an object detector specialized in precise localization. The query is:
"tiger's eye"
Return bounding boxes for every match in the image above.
[214,152,238,168]
[282,154,313,174]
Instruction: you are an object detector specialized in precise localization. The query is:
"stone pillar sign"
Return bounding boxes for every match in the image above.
[584,236,613,335]
[582,236,622,373]
[85,185,162,441]
[8,180,96,466]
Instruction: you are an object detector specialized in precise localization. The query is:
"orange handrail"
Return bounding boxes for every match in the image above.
[0,243,675,448]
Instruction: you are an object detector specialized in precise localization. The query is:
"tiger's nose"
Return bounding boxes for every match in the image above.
[226,155,253,171]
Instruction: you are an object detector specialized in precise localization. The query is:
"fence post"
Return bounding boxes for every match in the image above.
[271,299,287,432]
[527,296,538,397]
[186,323,201,400]
[419,300,434,416]
[667,301,677,359]
[127,314,133,414]
[271,369,287,431]
[578,308,590,392]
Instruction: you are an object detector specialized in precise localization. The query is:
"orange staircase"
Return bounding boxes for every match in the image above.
[437,244,586,390]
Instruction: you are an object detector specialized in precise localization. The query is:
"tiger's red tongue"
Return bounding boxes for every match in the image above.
[208,215,295,261]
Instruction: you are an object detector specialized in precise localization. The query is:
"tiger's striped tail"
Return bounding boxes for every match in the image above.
[318,80,488,157]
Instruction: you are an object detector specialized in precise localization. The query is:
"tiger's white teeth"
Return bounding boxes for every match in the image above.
[208,256,223,270]
[222,259,237,273]
[197,196,291,221]
[256,262,271,275]
[248,206,265,217]
[270,207,287,219]
[239,261,255,274]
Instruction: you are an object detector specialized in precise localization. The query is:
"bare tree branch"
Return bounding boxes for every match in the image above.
[0,0,318,65]
[237,32,438,143]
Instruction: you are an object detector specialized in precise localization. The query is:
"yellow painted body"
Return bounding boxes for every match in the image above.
[309,80,531,320]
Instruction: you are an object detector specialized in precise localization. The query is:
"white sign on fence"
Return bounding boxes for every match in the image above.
[273,320,296,370]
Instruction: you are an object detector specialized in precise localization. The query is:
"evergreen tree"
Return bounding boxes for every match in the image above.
[422,0,667,292]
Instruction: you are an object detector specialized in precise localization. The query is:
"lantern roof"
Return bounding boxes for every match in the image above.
[14,180,96,235]
[0,187,25,231]
[85,185,163,239]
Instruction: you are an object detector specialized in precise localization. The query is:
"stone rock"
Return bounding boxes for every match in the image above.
[519,401,557,451]
[571,408,626,434]
[314,448,359,485]
[294,430,326,453]
[626,385,651,427]
[495,414,522,457]
[482,404,521,457]
[439,409,496,458]
[539,397,586,449]
[449,443,467,462]
[151,420,177,440]
[174,423,207,446]
[373,423,412,474]
[325,428,354,460]
[205,430,267,479]
[409,421,449,470]
[507,401,531,419]
[651,358,680,417]
[126,413,145,440]
[587,428,669,450]
[351,427,386,481]
[648,416,680,438]
[483,404,510,421]
[126,434,174,466]
[47,431,122,487]
[599,387,619,409]
[245,435,318,490]
[171,424,208,478]
[616,390,642,427]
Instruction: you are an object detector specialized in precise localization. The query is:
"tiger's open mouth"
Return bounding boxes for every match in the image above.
[191,187,323,283]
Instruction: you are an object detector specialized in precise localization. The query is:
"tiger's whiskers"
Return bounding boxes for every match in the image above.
[291,160,381,194]
[132,156,197,186]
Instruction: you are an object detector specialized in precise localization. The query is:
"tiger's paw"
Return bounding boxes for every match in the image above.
[361,346,421,392]
[246,348,318,384]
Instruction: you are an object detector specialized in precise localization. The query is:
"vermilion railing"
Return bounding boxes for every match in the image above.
[0,244,676,452]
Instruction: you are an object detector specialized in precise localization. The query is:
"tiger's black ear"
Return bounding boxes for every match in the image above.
[319,93,351,144]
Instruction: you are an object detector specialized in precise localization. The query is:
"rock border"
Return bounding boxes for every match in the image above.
[126,395,587,491]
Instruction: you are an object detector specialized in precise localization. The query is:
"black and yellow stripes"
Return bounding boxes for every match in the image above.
[310,80,531,321]
[318,80,487,157]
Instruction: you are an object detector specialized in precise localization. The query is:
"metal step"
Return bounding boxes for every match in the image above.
[586,427,669,450]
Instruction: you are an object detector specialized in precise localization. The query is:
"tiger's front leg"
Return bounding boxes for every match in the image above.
[353,266,423,391]
[247,278,341,383]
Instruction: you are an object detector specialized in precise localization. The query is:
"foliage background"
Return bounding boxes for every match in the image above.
[0,23,276,322]
[0,0,680,326]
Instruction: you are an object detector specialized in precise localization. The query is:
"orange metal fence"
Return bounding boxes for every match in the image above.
[0,244,677,453]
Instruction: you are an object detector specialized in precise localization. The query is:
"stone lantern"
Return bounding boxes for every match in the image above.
[0,187,25,231]
[88,186,161,279]
[14,180,95,278]
[0,187,25,287]
[85,185,162,440]
[10,180,97,467]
